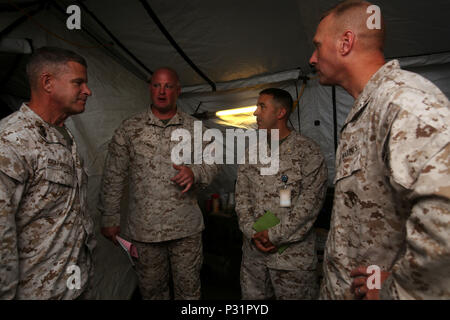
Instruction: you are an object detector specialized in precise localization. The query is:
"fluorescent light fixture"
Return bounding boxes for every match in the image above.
[215,106,257,129]
[216,106,256,117]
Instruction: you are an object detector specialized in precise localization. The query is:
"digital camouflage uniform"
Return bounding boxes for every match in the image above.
[0,104,95,300]
[321,60,450,300]
[236,130,328,299]
[98,107,218,299]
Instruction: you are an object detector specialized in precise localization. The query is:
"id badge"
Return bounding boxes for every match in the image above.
[280,188,291,207]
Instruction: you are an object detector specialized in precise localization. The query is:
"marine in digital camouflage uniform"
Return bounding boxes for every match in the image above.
[309,0,450,299]
[0,47,95,299]
[236,88,328,300]
[98,67,218,300]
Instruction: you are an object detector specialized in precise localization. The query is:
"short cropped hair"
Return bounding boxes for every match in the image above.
[259,88,293,118]
[321,0,370,20]
[26,46,87,89]
[320,0,385,51]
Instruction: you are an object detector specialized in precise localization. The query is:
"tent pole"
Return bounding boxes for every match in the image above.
[295,79,301,133]
[332,86,338,152]
[0,1,41,13]
[74,0,153,77]
[138,0,216,92]
[0,2,44,40]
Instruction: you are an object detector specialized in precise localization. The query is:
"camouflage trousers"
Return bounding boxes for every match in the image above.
[132,232,203,300]
[318,277,355,300]
[240,255,319,300]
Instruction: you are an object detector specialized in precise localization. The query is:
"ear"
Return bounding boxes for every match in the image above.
[339,30,355,56]
[40,72,53,93]
[277,107,287,120]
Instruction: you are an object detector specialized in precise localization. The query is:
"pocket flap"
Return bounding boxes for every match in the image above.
[334,146,362,184]
[45,166,75,187]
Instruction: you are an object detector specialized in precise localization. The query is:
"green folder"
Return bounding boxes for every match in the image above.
[253,210,288,254]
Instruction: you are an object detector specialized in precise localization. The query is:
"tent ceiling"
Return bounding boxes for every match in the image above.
[81,0,310,87]
[3,0,450,89]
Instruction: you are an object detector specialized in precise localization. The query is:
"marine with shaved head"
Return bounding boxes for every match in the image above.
[98,67,218,299]
[310,0,450,299]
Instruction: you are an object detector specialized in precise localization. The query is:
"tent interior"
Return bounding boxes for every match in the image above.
[1,0,449,299]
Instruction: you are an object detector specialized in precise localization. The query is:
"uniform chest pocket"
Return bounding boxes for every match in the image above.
[334,145,362,184]
[44,165,75,187]
[277,170,302,197]
[133,140,157,158]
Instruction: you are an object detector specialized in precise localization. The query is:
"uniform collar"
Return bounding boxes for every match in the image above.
[279,129,297,151]
[146,105,184,127]
[20,103,72,148]
[266,128,296,152]
[341,60,400,132]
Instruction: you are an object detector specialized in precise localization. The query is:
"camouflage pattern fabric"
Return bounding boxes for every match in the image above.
[321,60,450,300]
[99,107,218,242]
[0,104,95,299]
[236,130,327,299]
[241,248,319,300]
[132,232,202,300]
[99,107,217,300]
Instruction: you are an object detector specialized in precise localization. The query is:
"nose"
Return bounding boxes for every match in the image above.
[309,50,317,66]
[253,107,260,117]
[83,84,92,96]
